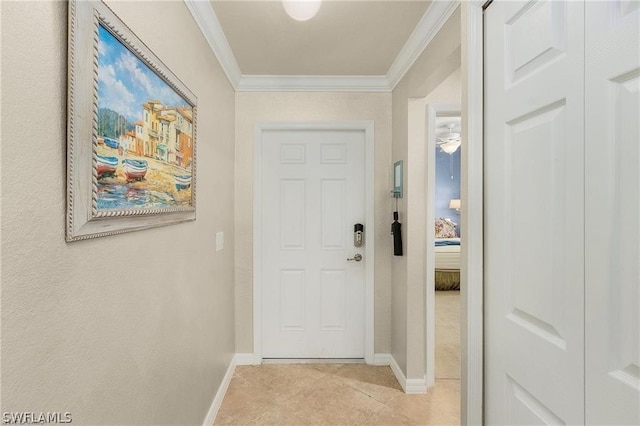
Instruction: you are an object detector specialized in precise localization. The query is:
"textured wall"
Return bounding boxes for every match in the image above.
[1,1,235,424]
[234,92,393,355]
[391,7,461,378]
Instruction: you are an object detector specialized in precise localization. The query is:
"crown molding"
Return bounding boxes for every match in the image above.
[184,0,242,88]
[237,75,391,92]
[386,0,460,90]
[184,0,459,92]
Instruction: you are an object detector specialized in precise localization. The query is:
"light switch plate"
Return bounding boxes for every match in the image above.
[216,232,224,252]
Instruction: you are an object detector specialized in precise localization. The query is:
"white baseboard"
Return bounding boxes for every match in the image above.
[235,352,260,365]
[381,353,427,394]
[373,353,392,366]
[202,354,238,426]
[202,353,262,424]
[404,378,428,394]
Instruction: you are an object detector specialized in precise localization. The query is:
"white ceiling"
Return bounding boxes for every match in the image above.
[210,1,431,76]
[185,0,458,91]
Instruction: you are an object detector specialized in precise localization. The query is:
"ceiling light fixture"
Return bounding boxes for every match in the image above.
[437,123,461,154]
[282,0,322,21]
[437,123,462,179]
[439,140,461,154]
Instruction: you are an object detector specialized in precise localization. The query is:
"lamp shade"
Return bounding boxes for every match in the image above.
[449,199,461,210]
[282,0,322,21]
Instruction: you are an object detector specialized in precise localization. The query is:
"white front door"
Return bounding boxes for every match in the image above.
[260,128,366,358]
[585,1,640,424]
[484,1,586,423]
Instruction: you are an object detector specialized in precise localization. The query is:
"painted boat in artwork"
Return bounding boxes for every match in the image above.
[104,137,119,149]
[96,155,118,178]
[174,174,192,191]
[122,159,148,181]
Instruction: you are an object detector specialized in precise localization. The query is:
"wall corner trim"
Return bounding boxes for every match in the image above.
[184,0,242,89]
[460,1,486,424]
[378,354,428,394]
[386,0,460,90]
[237,75,391,92]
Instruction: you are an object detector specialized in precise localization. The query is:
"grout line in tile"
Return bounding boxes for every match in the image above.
[349,384,390,414]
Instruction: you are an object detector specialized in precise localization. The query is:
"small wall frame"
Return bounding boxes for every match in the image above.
[66,0,197,241]
[392,160,403,198]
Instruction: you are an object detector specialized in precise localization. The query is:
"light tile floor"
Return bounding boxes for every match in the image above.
[214,363,460,425]
[435,291,460,380]
[215,291,461,425]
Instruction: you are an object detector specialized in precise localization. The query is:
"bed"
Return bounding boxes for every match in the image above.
[435,238,460,290]
[434,218,460,290]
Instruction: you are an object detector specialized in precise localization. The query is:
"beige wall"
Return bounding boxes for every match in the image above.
[1,1,235,424]
[391,7,461,378]
[1,0,462,415]
[234,92,393,354]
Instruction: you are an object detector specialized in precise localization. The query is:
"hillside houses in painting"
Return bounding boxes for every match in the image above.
[120,100,193,167]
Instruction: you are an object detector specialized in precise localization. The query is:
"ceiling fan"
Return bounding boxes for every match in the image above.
[437,123,461,154]
[436,122,461,179]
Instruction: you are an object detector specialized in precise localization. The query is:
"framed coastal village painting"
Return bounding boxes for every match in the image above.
[66,0,197,241]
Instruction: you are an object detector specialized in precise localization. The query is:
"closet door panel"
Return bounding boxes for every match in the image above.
[585,1,640,424]
[484,1,585,424]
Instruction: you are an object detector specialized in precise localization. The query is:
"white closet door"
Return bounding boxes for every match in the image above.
[585,1,640,424]
[484,1,585,424]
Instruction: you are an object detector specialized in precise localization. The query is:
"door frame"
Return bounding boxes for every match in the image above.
[252,121,376,364]
[461,1,489,424]
[424,103,461,388]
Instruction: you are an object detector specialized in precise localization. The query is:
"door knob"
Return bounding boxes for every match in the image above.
[347,254,363,262]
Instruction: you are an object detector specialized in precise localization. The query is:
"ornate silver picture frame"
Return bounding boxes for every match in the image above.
[66,0,197,241]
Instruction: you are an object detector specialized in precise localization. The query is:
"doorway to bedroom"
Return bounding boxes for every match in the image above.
[433,115,461,382]
[425,104,461,394]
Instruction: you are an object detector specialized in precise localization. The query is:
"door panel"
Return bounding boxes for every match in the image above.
[507,376,565,425]
[280,270,305,330]
[506,102,570,350]
[321,179,346,249]
[280,179,305,249]
[505,0,566,86]
[261,129,366,358]
[484,1,585,424]
[585,1,640,424]
[320,270,347,330]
